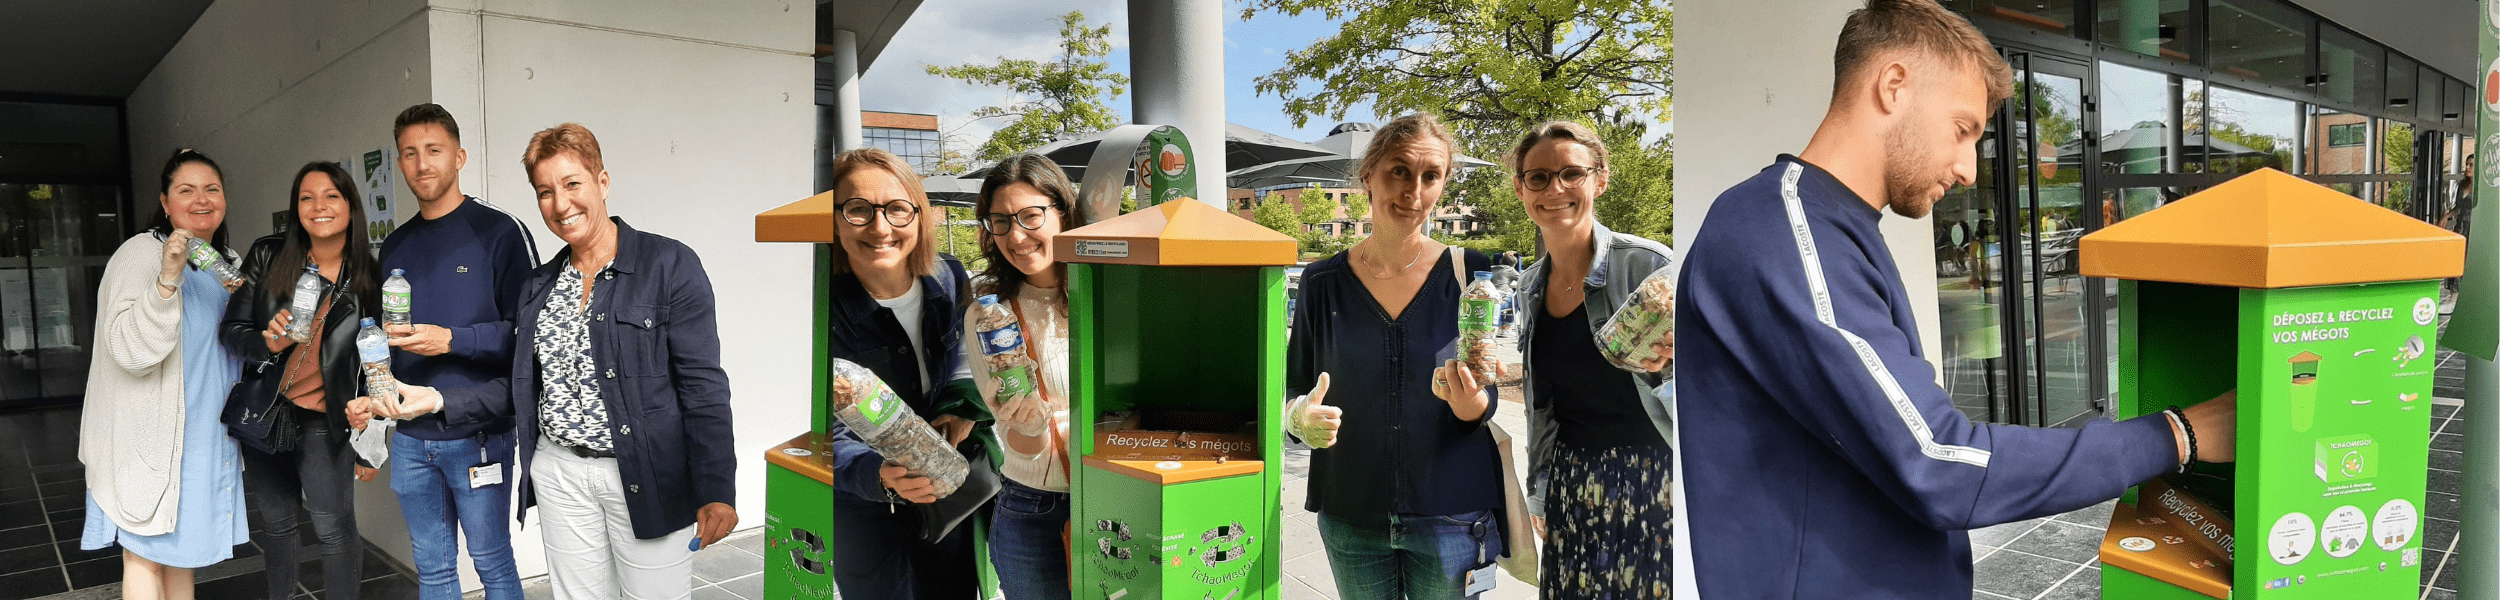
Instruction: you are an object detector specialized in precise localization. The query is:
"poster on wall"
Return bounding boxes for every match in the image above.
[349,148,399,249]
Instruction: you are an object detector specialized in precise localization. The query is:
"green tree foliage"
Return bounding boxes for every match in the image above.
[1245,0,1672,258]
[1344,191,1370,221]
[1242,0,1671,146]
[1251,191,1302,242]
[926,11,1129,161]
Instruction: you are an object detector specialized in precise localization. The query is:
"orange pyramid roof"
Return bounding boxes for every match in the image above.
[755,191,834,243]
[2079,168,2462,288]
[1053,199,1297,266]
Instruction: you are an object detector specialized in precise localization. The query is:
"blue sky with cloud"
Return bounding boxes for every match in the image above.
[853,1,1377,170]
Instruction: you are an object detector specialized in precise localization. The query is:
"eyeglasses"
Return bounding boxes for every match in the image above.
[841,198,921,227]
[1519,166,1606,192]
[978,206,1056,235]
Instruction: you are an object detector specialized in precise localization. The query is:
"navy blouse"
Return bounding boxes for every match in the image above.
[1285,248,1504,523]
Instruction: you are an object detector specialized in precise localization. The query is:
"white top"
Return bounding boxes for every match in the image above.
[961,282,1072,492]
[872,280,930,392]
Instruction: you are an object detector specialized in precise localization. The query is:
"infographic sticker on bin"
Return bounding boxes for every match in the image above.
[2244,281,2439,596]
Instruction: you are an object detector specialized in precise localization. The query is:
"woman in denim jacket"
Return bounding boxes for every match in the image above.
[1508,120,1678,599]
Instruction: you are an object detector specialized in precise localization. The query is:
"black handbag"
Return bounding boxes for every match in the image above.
[917,436,1002,543]
[223,354,301,454]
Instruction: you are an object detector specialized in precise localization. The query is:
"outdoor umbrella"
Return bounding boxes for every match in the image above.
[1225,123,1498,189]
[2057,121,2275,172]
[958,122,1333,180]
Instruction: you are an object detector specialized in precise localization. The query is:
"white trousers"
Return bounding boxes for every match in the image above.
[533,438,699,600]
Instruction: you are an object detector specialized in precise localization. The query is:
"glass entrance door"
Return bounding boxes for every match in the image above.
[1939,50,2107,427]
[0,183,123,409]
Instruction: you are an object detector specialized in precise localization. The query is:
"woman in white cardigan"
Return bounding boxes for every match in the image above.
[78,149,250,600]
[961,153,1078,600]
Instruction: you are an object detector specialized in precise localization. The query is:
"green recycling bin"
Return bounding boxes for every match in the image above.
[1056,194,1296,600]
[2081,169,2464,599]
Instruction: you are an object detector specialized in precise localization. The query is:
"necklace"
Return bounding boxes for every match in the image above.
[1359,240,1428,280]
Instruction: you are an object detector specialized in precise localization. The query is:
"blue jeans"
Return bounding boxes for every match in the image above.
[989,479,1071,600]
[1318,510,1505,600]
[390,430,523,600]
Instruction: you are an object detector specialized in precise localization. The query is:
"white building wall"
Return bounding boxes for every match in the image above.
[425,0,817,590]
[1674,0,1946,368]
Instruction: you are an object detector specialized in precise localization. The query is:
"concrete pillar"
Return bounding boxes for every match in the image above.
[1128,0,1226,208]
[2465,356,2496,598]
[830,28,863,152]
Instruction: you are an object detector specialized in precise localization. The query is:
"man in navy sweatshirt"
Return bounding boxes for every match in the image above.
[1676,1,2240,598]
[375,103,538,599]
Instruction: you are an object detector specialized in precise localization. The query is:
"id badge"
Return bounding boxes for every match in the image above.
[469,463,504,489]
[1464,562,1499,595]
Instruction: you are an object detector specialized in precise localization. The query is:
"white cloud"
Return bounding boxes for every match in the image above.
[854,0,1131,168]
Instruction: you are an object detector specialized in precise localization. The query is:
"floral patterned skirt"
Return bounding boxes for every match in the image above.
[1540,442,1674,600]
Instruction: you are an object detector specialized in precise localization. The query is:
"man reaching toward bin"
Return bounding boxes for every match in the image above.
[1675,1,2238,598]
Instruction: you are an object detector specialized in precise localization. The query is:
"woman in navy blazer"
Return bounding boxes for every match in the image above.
[379,123,736,600]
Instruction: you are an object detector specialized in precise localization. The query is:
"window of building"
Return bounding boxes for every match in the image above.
[2098,0,2193,62]
[2326,123,2364,147]
[2207,0,2311,92]
[2317,26,2381,108]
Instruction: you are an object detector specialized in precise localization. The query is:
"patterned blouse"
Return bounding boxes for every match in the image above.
[536,262,613,452]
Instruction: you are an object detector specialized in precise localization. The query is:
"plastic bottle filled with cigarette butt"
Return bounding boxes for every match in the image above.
[355,318,400,408]
[185,237,244,287]
[1595,267,1675,373]
[1458,271,1502,377]
[972,295,1047,434]
[828,358,969,497]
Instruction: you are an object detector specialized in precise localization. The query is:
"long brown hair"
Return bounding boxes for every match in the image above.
[262,161,382,313]
[974,153,1078,303]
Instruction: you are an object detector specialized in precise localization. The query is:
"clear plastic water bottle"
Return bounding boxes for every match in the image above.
[285,264,326,343]
[355,318,398,408]
[382,269,412,327]
[184,238,243,287]
[1458,271,1501,378]
[827,359,968,497]
[972,295,1041,419]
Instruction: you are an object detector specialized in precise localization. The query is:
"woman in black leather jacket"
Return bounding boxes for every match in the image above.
[217,161,382,600]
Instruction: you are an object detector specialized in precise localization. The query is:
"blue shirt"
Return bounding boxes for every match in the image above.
[1677,156,2178,599]
[82,265,249,568]
[380,197,537,440]
[1285,248,1503,522]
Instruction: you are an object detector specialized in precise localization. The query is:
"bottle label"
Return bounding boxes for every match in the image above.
[384,291,411,314]
[979,325,1025,356]
[1459,297,1499,330]
[357,339,390,364]
[187,243,220,270]
[856,388,903,428]
[994,365,1037,400]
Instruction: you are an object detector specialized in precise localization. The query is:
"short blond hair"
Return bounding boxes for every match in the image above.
[1833,0,2013,110]
[827,148,940,278]
[1356,113,1457,185]
[521,122,605,179]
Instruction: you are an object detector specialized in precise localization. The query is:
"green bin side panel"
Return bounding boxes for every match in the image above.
[1073,467,1272,600]
[814,245,834,435]
[2103,565,2228,600]
[765,462,839,599]
[2232,282,2438,599]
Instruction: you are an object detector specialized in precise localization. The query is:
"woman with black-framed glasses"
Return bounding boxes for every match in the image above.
[1508,120,1676,599]
[815,147,990,598]
[958,152,1080,600]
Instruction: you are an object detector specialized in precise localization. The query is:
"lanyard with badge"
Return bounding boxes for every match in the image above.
[1464,517,1498,595]
[470,433,504,488]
